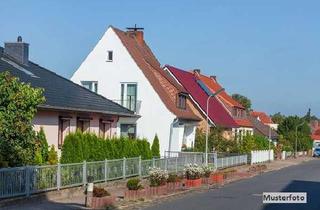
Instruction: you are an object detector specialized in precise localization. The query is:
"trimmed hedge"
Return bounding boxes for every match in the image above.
[60,132,152,163]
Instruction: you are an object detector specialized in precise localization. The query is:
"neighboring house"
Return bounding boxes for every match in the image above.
[248,116,278,140]
[311,127,320,149]
[251,111,278,130]
[197,73,254,138]
[164,65,243,140]
[0,37,137,155]
[71,26,200,155]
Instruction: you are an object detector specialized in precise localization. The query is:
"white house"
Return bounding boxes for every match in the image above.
[71,26,200,155]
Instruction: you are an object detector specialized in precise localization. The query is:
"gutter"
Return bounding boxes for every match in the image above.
[37,104,140,118]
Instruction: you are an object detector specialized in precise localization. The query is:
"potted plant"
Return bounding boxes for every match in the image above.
[201,166,213,185]
[184,164,203,188]
[166,173,183,192]
[90,187,115,209]
[148,167,169,196]
[124,178,145,201]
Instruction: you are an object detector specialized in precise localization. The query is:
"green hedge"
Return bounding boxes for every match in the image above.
[60,132,152,163]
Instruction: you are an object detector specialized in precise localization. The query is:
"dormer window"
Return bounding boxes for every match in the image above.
[177,93,187,110]
[107,51,113,62]
[81,81,98,93]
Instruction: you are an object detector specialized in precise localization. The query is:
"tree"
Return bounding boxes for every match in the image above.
[231,93,252,110]
[0,72,45,166]
[151,134,160,158]
[271,112,285,124]
[36,127,49,163]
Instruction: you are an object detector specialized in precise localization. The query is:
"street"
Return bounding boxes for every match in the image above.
[144,159,320,210]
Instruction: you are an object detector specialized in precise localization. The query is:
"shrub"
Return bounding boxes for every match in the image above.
[201,165,213,178]
[184,164,203,180]
[36,127,49,162]
[33,149,43,165]
[48,145,58,165]
[149,167,168,187]
[151,134,160,158]
[61,132,153,163]
[126,178,143,190]
[93,187,110,197]
[167,173,181,183]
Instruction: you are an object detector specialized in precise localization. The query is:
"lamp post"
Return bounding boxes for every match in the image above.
[205,88,224,166]
[295,121,305,158]
[268,126,271,162]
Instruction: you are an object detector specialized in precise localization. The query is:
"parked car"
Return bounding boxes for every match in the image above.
[313,148,320,157]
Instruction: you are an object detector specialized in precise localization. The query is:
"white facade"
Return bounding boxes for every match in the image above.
[71,27,195,155]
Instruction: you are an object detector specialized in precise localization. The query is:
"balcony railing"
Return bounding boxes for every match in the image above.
[113,100,142,115]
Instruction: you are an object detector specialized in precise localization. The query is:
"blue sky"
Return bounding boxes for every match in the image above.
[1,0,319,117]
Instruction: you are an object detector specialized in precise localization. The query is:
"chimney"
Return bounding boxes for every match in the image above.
[210,75,217,81]
[193,69,201,75]
[126,24,144,45]
[4,36,29,65]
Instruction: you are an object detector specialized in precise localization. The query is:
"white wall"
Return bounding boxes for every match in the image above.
[71,27,176,155]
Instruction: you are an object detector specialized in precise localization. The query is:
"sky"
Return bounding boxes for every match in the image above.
[1,0,319,117]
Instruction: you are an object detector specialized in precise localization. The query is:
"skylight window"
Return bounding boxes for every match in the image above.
[1,57,39,78]
[196,79,213,96]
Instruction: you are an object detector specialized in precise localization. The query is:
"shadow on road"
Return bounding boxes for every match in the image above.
[263,180,320,210]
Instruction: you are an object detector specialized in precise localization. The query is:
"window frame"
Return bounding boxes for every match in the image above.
[107,51,113,62]
[58,116,71,149]
[177,93,187,110]
[81,81,98,93]
[77,117,91,133]
[120,123,137,139]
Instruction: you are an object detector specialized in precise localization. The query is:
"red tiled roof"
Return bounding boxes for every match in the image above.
[235,118,253,128]
[251,111,273,124]
[311,128,320,140]
[165,65,238,128]
[198,74,244,109]
[111,27,199,121]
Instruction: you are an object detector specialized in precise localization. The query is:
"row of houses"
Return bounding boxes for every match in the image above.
[0,26,278,156]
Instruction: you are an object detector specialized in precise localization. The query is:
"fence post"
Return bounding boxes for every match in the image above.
[175,157,178,173]
[213,152,218,171]
[57,163,61,190]
[83,161,87,186]
[152,158,155,168]
[165,157,168,171]
[25,166,30,196]
[138,156,142,177]
[123,157,126,179]
[104,159,108,182]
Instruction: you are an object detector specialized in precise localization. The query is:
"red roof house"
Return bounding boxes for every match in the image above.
[251,111,274,124]
[164,65,238,129]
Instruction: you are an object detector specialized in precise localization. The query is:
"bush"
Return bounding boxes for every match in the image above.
[151,134,160,158]
[201,165,213,178]
[48,145,58,165]
[36,127,49,162]
[184,164,203,180]
[167,173,181,183]
[60,132,153,163]
[126,178,143,190]
[93,187,110,197]
[148,167,168,187]
[33,149,43,165]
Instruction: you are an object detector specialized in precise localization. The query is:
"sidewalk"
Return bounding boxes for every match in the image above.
[1,156,313,210]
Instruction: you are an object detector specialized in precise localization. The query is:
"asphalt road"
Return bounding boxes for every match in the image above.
[144,159,320,210]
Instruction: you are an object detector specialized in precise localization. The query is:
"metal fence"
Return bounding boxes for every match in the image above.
[0,152,249,199]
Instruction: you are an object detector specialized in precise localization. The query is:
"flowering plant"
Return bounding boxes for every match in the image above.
[184,164,204,180]
[201,165,213,178]
[148,167,169,187]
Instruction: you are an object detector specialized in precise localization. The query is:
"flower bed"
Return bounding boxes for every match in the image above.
[124,178,145,201]
[184,164,204,188]
[185,178,202,188]
[90,187,115,209]
[166,173,183,192]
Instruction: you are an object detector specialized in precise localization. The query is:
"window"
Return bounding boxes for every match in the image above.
[120,83,137,111]
[77,117,90,133]
[107,51,113,62]
[120,124,136,138]
[58,117,71,149]
[99,119,113,139]
[81,81,98,93]
[177,93,187,109]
